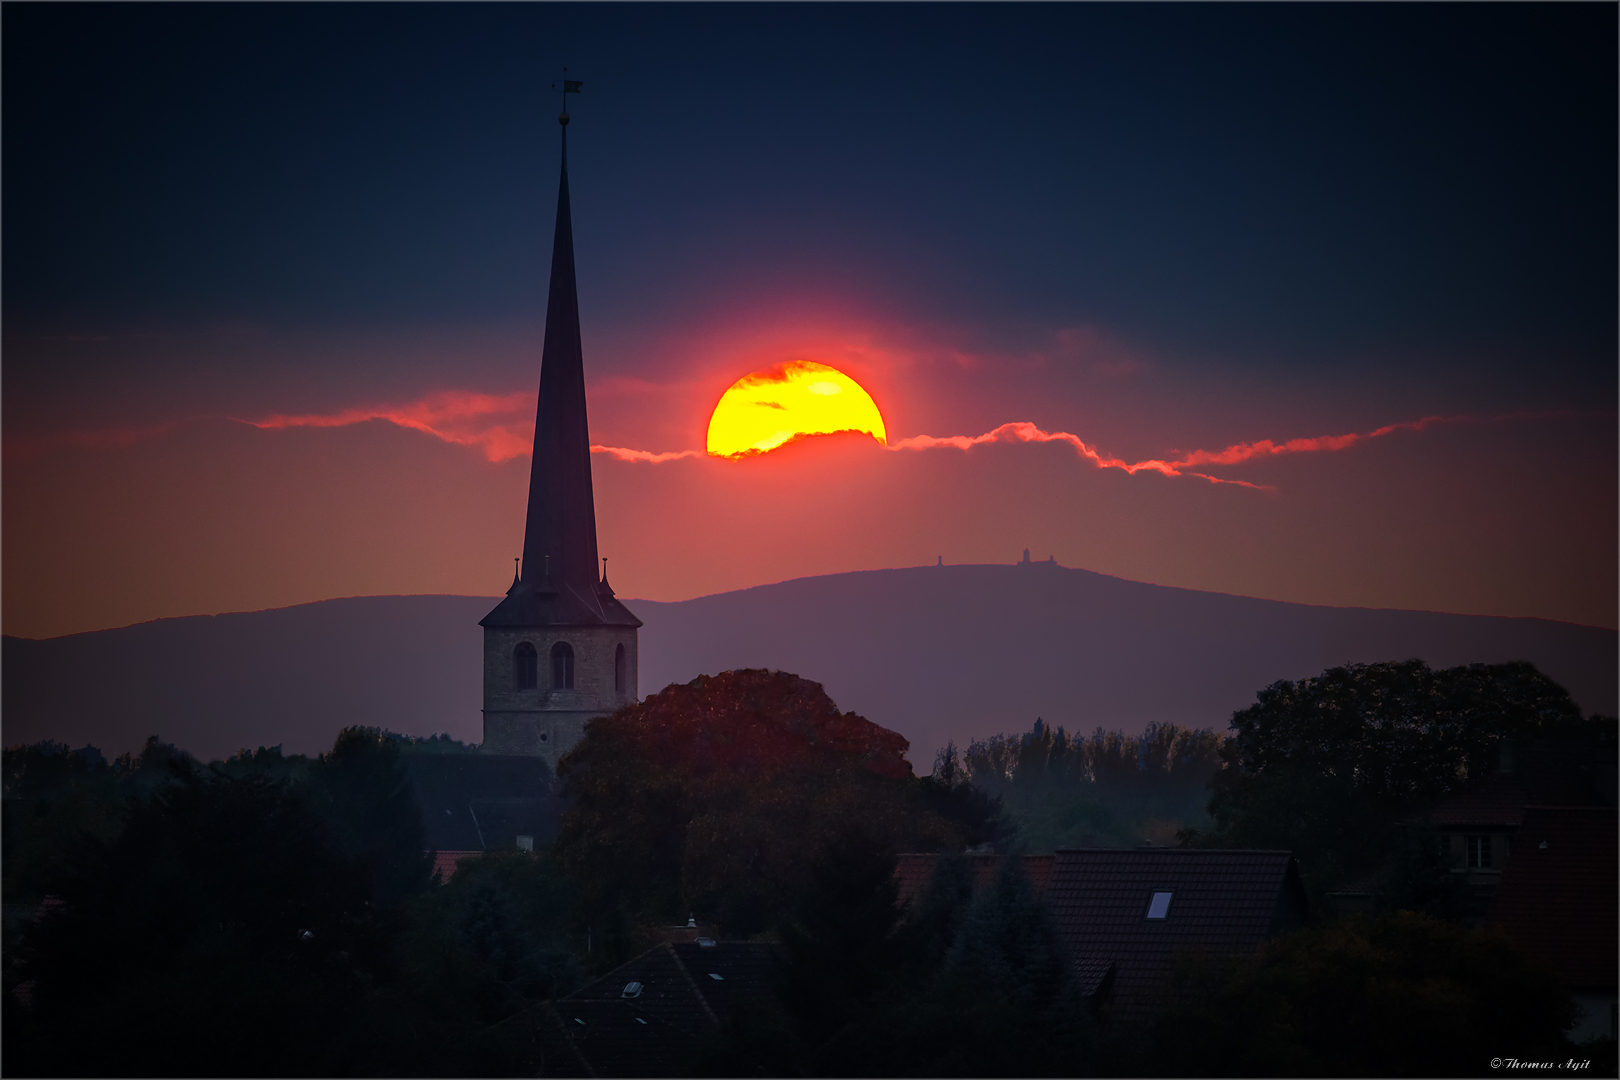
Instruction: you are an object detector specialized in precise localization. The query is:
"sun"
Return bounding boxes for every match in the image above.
[706,361,888,458]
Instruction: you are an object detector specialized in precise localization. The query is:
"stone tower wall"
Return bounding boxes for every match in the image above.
[481,625,638,768]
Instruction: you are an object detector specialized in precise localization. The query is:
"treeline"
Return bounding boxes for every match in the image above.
[3,731,575,1076]
[941,719,1222,849]
[2,671,1011,1076]
[3,662,1612,1076]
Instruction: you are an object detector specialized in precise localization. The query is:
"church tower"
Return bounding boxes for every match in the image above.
[481,103,640,765]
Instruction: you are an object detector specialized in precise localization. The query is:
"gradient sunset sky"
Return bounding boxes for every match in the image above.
[5,4,1615,640]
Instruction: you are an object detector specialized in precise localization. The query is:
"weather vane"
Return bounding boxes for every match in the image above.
[551,69,583,125]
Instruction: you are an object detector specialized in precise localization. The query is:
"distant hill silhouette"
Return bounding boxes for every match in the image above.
[4,565,1614,763]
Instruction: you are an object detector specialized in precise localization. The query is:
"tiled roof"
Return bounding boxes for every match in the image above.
[403,754,562,851]
[565,941,782,1038]
[1486,806,1618,992]
[528,999,696,1079]
[1430,743,1604,829]
[893,853,1055,907]
[1074,957,1116,999]
[667,941,780,1023]
[429,850,481,883]
[1046,849,1304,1024]
[1429,773,1532,828]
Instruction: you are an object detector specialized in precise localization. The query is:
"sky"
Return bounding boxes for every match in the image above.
[4,3,1616,641]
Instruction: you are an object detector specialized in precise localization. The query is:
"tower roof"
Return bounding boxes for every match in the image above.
[484,116,639,631]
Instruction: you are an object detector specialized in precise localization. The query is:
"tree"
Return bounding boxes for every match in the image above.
[339,850,584,1078]
[960,719,1223,849]
[900,855,1094,1077]
[6,761,377,1077]
[306,726,432,902]
[4,733,566,1078]
[777,825,909,1047]
[554,669,1003,940]
[1139,912,1578,1077]
[2,736,208,906]
[1190,660,1588,899]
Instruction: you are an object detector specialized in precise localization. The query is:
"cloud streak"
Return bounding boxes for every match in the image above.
[239,391,535,462]
[885,422,1269,488]
[883,412,1580,488]
[50,388,1586,497]
[590,445,704,463]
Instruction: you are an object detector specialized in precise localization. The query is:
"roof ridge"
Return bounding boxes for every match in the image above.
[539,1001,599,1078]
[564,946,653,999]
[663,941,721,1029]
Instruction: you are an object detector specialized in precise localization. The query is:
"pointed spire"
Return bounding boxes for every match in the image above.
[519,114,600,594]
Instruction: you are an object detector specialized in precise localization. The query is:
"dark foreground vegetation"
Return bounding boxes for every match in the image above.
[3,663,1613,1076]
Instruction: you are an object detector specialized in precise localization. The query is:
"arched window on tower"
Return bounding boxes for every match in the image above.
[615,643,626,693]
[551,641,575,690]
[513,642,538,690]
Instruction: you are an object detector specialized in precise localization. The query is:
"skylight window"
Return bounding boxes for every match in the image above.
[709,973,724,981]
[1146,891,1173,920]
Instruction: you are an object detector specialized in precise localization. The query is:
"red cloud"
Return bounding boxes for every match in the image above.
[882,411,1586,489]
[240,391,535,462]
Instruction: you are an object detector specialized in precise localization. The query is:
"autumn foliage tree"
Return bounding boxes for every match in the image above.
[554,669,1004,942]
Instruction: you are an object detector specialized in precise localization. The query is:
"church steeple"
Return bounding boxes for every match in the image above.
[519,117,599,593]
[479,93,640,762]
[481,103,639,633]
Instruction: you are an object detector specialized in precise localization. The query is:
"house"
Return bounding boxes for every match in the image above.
[895,847,1307,1025]
[1429,739,1611,916]
[1486,806,1618,1044]
[1321,736,1615,918]
[506,940,785,1077]
[404,752,563,880]
[1046,848,1306,1024]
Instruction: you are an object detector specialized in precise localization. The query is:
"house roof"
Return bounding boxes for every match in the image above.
[479,578,642,630]
[893,852,1055,908]
[1486,806,1618,992]
[527,999,696,1079]
[1046,848,1305,1023]
[1430,742,1604,829]
[402,753,562,851]
[429,850,481,883]
[1074,957,1116,999]
[565,941,782,1039]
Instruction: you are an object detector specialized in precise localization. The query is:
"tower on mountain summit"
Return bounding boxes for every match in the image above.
[480,101,640,765]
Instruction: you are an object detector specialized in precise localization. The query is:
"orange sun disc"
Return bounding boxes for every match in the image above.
[706,361,888,459]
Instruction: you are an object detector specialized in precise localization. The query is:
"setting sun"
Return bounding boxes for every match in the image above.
[706,360,888,458]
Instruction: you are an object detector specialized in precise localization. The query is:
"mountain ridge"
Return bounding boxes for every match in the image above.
[5,564,1613,763]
